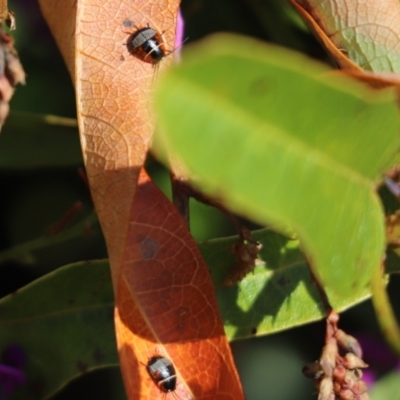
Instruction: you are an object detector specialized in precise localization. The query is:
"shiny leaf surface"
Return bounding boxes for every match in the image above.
[155,34,400,301]
[0,261,116,400]
[115,169,244,399]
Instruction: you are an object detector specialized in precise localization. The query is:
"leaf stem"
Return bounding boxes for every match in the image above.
[0,212,99,265]
[371,263,400,356]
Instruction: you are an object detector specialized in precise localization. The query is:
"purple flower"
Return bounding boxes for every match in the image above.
[356,334,399,388]
[0,345,26,399]
[174,10,185,63]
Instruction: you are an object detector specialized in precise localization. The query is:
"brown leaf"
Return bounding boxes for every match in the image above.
[290,0,400,88]
[289,0,362,71]
[39,1,244,399]
[292,0,400,72]
[115,169,245,399]
[38,0,76,78]
[39,0,179,288]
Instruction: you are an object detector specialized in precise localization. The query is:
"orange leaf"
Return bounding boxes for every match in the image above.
[39,1,243,399]
[115,169,244,399]
[39,0,180,288]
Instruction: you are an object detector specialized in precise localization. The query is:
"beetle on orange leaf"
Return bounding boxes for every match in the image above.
[126,25,167,65]
[146,355,178,394]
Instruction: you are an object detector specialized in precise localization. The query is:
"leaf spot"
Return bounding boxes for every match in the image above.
[248,77,269,96]
[93,348,105,364]
[123,18,133,28]
[140,237,160,259]
[278,276,289,287]
[76,360,88,373]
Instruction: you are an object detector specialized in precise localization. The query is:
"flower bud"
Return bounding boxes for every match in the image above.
[343,353,368,369]
[333,365,346,381]
[338,389,354,400]
[352,379,368,395]
[320,341,338,377]
[335,329,362,358]
[318,377,334,400]
[302,361,323,379]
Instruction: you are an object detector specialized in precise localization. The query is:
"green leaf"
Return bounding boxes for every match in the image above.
[0,261,117,400]
[0,112,81,170]
[0,228,381,398]
[299,0,400,73]
[204,229,375,340]
[370,370,400,400]
[0,212,99,265]
[154,33,400,301]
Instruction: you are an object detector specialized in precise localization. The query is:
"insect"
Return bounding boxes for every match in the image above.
[126,25,167,65]
[146,355,177,393]
[222,227,263,286]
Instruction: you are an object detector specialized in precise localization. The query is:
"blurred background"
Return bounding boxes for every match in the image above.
[0,0,399,399]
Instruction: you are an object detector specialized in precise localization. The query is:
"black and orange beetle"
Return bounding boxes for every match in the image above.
[146,355,177,393]
[126,25,167,65]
